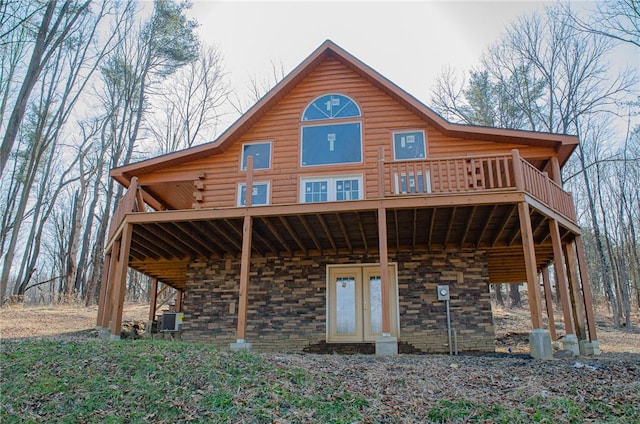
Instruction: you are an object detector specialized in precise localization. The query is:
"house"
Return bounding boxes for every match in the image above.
[97,40,599,359]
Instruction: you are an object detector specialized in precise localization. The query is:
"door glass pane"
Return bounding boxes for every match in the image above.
[335,277,356,334]
[369,276,382,334]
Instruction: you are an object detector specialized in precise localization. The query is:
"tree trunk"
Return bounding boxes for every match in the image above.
[509,283,522,308]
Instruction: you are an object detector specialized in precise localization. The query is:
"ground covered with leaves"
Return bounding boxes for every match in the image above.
[1,303,639,423]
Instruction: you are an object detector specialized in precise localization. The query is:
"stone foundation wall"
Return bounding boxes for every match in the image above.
[181,250,494,353]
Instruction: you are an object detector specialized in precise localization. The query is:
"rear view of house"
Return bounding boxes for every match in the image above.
[98,40,599,359]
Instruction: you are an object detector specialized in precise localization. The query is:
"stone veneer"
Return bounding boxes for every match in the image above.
[181,250,495,353]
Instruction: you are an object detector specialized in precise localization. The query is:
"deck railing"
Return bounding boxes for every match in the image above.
[380,149,576,222]
[107,177,142,240]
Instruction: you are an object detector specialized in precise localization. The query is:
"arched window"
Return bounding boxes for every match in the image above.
[301,94,362,166]
[302,94,361,121]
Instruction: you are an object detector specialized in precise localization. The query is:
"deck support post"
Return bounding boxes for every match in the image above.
[575,235,600,355]
[376,206,397,355]
[109,223,133,340]
[231,214,253,352]
[99,241,121,338]
[148,278,159,321]
[518,202,551,359]
[541,266,557,341]
[96,250,112,330]
[549,219,579,355]
[564,243,586,341]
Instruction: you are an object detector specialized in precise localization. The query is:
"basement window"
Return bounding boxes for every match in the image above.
[238,182,270,206]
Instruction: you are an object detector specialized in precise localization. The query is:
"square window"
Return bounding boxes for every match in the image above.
[302,122,361,166]
[393,131,426,160]
[242,142,271,170]
[238,182,269,206]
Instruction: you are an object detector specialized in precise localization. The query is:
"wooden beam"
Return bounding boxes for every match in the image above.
[336,214,352,253]
[541,266,557,341]
[393,209,400,252]
[378,207,391,335]
[575,235,598,342]
[236,215,252,342]
[278,216,307,255]
[317,214,337,252]
[205,220,243,252]
[100,241,120,328]
[427,207,437,248]
[261,218,293,256]
[444,206,457,248]
[251,225,279,256]
[149,278,158,321]
[138,224,193,258]
[96,250,112,328]
[492,204,517,247]
[460,206,476,248]
[518,202,544,329]
[357,212,369,254]
[412,208,418,251]
[476,205,496,247]
[565,242,587,340]
[175,289,183,312]
[299,215,322,253]
[110,223,133,337]
[165,222,215,258]
[549,219,576,336]
[222,218,263,256]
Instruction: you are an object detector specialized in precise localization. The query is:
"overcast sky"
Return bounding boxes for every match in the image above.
[185,1,636,133]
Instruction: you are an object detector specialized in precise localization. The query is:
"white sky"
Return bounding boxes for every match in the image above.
[185,1,637,134]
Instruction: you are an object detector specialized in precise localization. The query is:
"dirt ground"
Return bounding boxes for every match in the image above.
[0,301,638,355]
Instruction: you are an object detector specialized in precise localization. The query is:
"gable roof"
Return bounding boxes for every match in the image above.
[112,40,578,187]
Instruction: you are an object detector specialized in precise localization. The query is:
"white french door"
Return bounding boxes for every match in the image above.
[327,264,398,342]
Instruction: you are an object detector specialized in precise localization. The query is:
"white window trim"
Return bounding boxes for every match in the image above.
[301,93,361,121]
[240,141,272,171]
[299,175,364,203]
[300,121,363,167]
[237,181,270,206]
[392,129,427,161]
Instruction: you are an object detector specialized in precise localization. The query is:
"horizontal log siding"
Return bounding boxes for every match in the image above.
[138,58,558,209]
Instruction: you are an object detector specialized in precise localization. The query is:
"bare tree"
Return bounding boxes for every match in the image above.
[145,45,229,155]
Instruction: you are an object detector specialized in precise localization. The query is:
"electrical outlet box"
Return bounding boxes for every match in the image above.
[437,285,450,301]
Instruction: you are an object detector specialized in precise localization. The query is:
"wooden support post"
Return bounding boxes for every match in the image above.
[564,242,586,340]
[109,223,133,338]
[96,250,112,328]
[511,149,524,190]
[378,207,390,335]
[148,278,159,321]
[175,289,183,312]
[517,202,543,329]
[377,146,385,198]
[575,235,598,342]
[245,156,254,207]
[519,202,552,359]
[549,219,576,336]
[541,266,557,341]
[236,215,253,342]
[101,241,120,328]
[550,156,562,184]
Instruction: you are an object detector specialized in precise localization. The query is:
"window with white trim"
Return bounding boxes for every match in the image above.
[301,94,362,167]
[241,142,271,170]
[300,176,362,203]
[393,130,426,160]
[238,182,270,206]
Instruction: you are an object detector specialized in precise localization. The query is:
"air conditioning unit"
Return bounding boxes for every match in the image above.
[160,312,183,332]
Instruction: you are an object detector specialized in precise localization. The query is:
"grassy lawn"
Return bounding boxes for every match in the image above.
[1,338,639,423]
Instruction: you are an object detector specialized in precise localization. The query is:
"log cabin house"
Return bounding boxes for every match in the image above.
[97,40,599,359]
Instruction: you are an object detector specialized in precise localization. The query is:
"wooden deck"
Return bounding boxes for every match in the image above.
[106,150,580,289]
